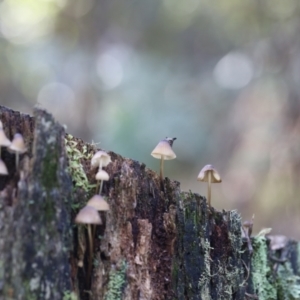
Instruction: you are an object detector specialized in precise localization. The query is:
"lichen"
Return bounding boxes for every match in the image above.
[64,134,95,195]
[251,236,277,299]
[277,262,300,299]
[105,261,127,300]
[198,238,212,294]
[63,291,78,300]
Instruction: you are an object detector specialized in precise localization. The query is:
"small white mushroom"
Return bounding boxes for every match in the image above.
[87,194,110,211]
[75,205,102,285]
[197,164,221,208]
[0,159,8,175]
[95,169,109,194]
[151,137,176,180]
[91,150,111,170]
[0,129,11,157]
[9,133,26,168]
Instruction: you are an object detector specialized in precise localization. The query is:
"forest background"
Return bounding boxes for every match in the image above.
[0,0,300,238]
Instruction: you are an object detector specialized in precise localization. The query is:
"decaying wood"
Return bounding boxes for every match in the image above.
[0,105,300,300]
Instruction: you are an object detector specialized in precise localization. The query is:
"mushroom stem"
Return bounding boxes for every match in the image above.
[16,153,19,168]
[95,181,99,194]
[96,160,103,194]
[160,155,164,180]
[99,180,103,195]
[87,224,93,286]
[207,171,211,207]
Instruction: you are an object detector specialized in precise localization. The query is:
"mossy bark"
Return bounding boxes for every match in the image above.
[0,105,300,300]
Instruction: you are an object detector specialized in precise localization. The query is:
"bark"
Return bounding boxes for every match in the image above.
[0,105,299,300]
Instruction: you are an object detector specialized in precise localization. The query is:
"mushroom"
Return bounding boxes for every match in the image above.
[87,194,110,211]
[0,129,11,158]
[87,194,110,241]
[75,205,102,285]
[197,164,221,208]
[8,133,26,168]
[91,150,111,170]
[0,159,8,175]
[95,169,110,194]
[151,137,177,180]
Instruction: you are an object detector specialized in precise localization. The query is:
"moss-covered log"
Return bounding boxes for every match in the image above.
[0,105,300,300]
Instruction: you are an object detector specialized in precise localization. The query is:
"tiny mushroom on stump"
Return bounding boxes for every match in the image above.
[197,164,221,208]
[0,129,11,157]
[91,150,111,170]
[87,194,110,240]
[87,194,110,211]
[9,133,26,168]
[0,159,8,175]
[151,137,177,180]
[95,169,110,195]
[75,205,102,285]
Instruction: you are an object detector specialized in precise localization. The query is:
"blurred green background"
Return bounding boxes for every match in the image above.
[1,0,300,238]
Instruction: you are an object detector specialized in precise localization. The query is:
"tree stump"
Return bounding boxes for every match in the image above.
[0,105,299,300]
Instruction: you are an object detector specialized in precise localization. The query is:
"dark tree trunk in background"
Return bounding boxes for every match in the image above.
[0,105,299,300]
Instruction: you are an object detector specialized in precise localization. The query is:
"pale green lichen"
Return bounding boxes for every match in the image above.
[198,238,211,295]
[63,291,78,300]
[277,262,300,299]
[105,261,127,300]
[251,236,277,299]
[65,134,95,194]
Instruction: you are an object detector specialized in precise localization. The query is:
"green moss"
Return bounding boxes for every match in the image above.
[39,146,59,221]
[41,147,59,191]
[105,261,127,300]
[251,236,277,299]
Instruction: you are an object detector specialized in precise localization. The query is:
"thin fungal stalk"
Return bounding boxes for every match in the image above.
[16,153,19,169]
[99,180,103,195]
[96,160,103,195]
[160,155,164,180]
[207,171,211,207]
[87,224,93,286]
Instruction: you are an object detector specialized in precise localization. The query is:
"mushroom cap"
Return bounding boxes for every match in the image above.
[9,133,26,154]
[0,129,11,147]
[75,206,102,224]
[95,169,109,181]
[197,164,222,183]
[87,195,110,211]
[91,150,111,169]
[0,159,8,175]
[151,139,176,160]
[268,235,288,251]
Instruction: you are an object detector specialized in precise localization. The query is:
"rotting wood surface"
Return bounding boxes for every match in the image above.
[0,105,300,300]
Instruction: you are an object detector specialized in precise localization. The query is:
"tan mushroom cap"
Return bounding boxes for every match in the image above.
[75,206,102,224]
[0,129,11,147]
[151,140,176,160]
[91,150,111,169]
[9,133,26,153]
[197,164,222,183]
[0,159,8,175]
[95,169,109,181]
[87,195,110,211]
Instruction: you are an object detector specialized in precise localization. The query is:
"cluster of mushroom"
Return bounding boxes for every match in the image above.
[151,137,222,208]
[0,120,26,175]
[75,150,111,272]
